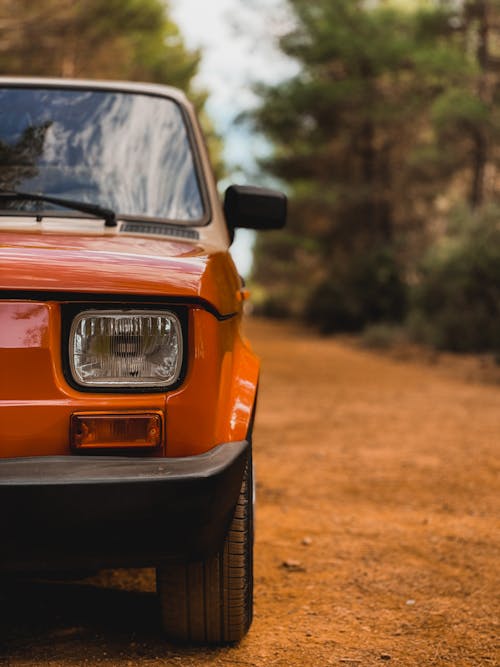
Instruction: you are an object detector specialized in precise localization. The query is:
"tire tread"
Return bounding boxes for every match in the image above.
[157,458,253,644]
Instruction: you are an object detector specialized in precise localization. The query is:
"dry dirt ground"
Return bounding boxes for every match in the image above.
[1,318,498,666]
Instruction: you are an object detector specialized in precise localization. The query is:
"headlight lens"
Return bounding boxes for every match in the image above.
[69,310,182,388]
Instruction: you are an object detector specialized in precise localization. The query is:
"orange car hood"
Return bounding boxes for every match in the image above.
[0,232,240,316]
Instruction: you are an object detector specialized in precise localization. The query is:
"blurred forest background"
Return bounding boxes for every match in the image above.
[0,0,498,355]
[250,0,500,356]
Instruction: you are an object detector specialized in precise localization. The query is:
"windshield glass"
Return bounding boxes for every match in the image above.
[0,87,205,222]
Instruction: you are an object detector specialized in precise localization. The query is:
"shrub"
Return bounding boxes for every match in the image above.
[304,246,407,333]
[254,294,293,319]
[409,205,500,353]
[361,324,407,350]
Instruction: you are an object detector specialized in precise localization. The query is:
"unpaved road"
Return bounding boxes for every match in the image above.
[1,318,498,666]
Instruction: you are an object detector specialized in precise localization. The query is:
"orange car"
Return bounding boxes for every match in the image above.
[0,78,286,644]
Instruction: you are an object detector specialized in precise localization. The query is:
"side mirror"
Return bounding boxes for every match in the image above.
[224,185,287,231]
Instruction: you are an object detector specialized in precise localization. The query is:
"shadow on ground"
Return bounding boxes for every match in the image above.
[0,576,223,664]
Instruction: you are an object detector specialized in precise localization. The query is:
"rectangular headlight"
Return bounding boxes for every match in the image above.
[69,310,182,388]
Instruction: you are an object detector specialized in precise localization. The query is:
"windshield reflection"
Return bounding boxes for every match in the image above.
[0,88,204,222]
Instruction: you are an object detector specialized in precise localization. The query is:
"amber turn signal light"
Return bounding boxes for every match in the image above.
[71,412,162,450]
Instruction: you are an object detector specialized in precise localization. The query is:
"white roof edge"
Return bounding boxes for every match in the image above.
[0,76,190,105]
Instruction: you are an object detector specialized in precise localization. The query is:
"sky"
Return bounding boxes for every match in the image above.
[170,0,297,275]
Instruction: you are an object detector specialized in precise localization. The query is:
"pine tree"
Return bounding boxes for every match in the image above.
[251,0,493,331]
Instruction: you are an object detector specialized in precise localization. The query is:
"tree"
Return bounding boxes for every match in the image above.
[0,0,198,88]
[430,0,500,208]
[251,0,498,333]
[251,0,470,329]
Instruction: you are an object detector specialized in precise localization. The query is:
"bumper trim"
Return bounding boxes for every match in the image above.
[0,441,248,486]
[0,441,249,572]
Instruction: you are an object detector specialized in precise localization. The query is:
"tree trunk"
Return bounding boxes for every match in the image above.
[468,0,489,208]
[470,128,487,208]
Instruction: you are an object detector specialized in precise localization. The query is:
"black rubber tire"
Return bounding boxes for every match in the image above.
[156,457,253,645]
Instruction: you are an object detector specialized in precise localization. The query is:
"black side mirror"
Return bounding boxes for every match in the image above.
[224,185,287,232]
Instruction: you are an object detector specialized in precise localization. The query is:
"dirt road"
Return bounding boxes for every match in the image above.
[1,318,498,666]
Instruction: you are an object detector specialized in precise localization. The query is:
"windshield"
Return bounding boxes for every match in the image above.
[0,87,205,223]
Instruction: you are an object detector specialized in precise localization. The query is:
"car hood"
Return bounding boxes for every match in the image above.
[0,231,241,316]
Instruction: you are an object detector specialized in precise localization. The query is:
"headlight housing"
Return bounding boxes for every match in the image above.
[69,310,183,388]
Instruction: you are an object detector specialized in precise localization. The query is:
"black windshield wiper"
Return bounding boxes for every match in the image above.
[0,190,117,227]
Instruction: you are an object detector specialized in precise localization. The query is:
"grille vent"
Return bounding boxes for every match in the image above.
[121,221,199,240]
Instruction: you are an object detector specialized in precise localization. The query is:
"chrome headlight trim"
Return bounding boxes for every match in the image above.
[68,309,183,389]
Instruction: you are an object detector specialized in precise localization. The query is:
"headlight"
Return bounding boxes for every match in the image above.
[69,310,182,388]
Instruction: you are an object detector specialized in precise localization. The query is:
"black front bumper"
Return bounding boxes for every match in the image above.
[0,441,249,572]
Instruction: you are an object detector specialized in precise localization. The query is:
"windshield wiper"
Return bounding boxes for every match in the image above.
[0,190,117,227]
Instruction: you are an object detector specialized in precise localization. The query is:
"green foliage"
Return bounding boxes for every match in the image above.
[250,0,500,342]
[304,247,407,334]
[0,0,199,88]
[361,324,407,351]
[432,89,489,133]
[409,205,500,353]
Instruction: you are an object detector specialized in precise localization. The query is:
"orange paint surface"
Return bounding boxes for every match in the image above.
[0,233,241,316]
[0,253,259,458]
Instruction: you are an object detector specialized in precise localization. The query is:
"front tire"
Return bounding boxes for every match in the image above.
[156,458,253,644]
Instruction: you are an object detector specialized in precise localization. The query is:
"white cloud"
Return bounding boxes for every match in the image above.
[171,0,297,132]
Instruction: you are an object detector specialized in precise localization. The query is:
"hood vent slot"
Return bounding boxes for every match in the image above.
[121,221,199,240]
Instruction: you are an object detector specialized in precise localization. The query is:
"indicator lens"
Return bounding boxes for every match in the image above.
[71,413,162,450]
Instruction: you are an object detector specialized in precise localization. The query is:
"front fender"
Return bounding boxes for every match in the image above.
[215,327,260,444]
[165,309,259,457]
